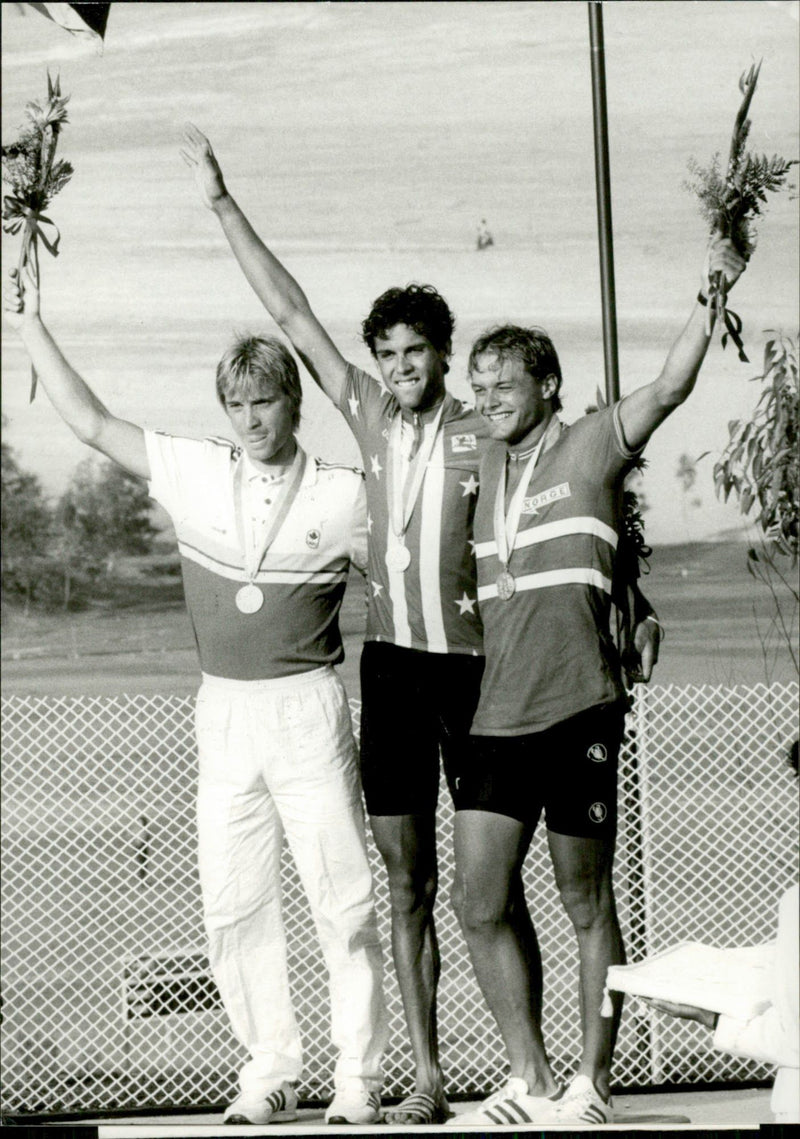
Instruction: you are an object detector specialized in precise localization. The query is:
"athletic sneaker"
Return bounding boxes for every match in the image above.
[454,1076,562,1126]
[553,1074,614,1125]
[223,1081,298,1125]
[325,1084,381,1124]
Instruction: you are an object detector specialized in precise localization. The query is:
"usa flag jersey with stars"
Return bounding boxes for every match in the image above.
[339,363,489,655]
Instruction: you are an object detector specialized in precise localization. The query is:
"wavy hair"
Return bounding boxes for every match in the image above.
[215,334,302,429]
[362,284,455,372]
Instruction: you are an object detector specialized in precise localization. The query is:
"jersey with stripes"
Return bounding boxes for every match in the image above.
[145,431,367,680]
[338,363,488,655]
[471,403,642,736]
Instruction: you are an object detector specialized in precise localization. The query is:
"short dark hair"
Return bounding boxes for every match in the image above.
[468,324,563,412]
[215,334,302,430]
[362,284,455,373]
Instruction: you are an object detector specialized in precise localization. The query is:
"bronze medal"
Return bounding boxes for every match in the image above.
[496,570,516,601]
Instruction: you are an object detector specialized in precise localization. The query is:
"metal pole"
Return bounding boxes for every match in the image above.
[588,9,655,1079]
[588,0,620,404]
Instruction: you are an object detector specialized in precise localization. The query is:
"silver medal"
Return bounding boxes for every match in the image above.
[496,570,516,601]
[386,544,412,572]
[235,583,264,614]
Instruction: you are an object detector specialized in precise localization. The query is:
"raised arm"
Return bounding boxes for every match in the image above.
[618,236,747,452]
[3,267,149,479]
[181,124,348,405]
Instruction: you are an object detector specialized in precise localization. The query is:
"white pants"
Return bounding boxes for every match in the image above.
[195,666,387,1097]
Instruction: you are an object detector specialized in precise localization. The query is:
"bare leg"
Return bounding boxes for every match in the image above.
[548,831,625,1101]
[452,810,559,1096]
[369,813,448,1120]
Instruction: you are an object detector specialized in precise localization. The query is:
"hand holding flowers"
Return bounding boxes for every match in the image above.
[2,73,72,401]
[686,63,797,362]
[700,234,747,301]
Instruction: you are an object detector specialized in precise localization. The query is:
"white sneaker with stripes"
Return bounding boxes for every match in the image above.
[455,1077,562,1126]
[223,1081,299,1124]
[553,1074,614,1125]
[325,1084,381,1124]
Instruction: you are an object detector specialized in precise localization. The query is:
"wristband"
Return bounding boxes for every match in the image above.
[644,615,664,631]
[697,291,709,307]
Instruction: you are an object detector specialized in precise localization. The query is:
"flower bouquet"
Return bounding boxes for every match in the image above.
[2,73,73,401]
[685,62,797,363]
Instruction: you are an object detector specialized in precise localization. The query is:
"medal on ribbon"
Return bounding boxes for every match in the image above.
[235,582,265,614]
[385,544,412,572]
[496,571,516,601]
[385,401,446,574]
[233,447,306,615]
[492,427,551,601]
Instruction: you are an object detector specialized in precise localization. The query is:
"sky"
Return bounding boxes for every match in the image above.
[2,0,798,543]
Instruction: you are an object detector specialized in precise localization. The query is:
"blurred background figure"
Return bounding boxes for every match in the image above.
[476,218,494,251]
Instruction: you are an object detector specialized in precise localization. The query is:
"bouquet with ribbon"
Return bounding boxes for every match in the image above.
[2,73,73,401]
[686,62,797,363]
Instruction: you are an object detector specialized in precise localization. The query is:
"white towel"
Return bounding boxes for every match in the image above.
[604,941,776,1021]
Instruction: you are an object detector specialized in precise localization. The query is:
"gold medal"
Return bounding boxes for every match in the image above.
[496,570,516,601]
[386,544,412,572]
[235,583,264,614]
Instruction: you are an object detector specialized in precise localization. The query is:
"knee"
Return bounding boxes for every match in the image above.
[387,864,437,918]
[318,905,382,959]
[557,878,613,932]
[450,874,505,935]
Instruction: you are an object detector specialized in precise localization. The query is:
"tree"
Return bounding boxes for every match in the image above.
[53,458,157,608]
[1,426,53,613]
[713,332,799,676]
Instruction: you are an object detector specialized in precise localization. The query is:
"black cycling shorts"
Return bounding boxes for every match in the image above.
[359,640,485,817]
[456,700,627,839]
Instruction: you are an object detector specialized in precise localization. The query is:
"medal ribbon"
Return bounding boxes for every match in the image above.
[493,417,561,569]
[387,400,446,542]
[233,446,307,584]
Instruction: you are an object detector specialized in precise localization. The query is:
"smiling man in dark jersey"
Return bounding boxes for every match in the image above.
[452,236,746,1127]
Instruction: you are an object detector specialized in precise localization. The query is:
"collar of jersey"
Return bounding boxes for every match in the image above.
[385,391,461,425]
[238,443,316,487]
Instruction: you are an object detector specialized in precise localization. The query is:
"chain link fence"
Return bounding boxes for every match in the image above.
[1,684,797,1115]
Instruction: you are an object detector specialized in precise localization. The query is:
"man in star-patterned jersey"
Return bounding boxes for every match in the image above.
[181,125,660,1127]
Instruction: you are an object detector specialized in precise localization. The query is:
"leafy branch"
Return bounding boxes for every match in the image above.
[713,333,798,558]
[713,332,799,678]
